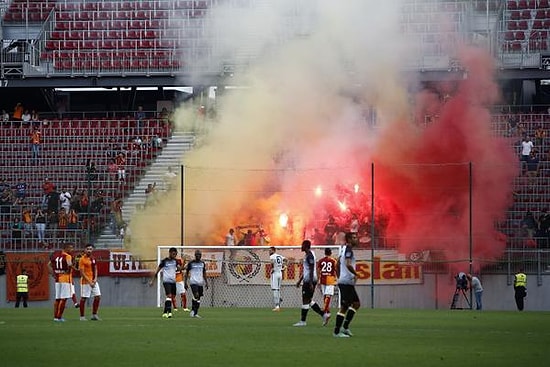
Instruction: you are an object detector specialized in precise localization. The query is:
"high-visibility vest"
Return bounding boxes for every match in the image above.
[514,273,527,287]
[16,274,28,293]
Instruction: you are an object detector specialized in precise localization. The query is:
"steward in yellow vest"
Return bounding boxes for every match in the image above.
[513,269,527,311]
[15,268,29,308]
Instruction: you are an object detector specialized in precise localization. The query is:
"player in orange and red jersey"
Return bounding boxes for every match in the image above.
[317,248,338,326]
[173,255,189,312]
[79,244,101,321]
[48,242,74,322]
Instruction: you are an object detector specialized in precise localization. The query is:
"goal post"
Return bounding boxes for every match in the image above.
[154,245,342,308]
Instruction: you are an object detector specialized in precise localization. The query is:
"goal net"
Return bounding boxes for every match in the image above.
[154,245,341,308]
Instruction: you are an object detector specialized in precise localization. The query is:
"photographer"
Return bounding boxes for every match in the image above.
[467,274,483,310]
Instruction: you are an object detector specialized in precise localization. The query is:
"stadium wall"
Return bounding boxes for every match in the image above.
[0,274,549,311]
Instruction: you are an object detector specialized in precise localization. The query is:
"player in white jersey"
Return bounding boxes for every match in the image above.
[269,246,287,311]
[293,240,325,326]
[333,232,360,338]
[185,250,209,318]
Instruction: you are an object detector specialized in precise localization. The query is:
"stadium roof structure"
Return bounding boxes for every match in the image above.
[0,0,549,88]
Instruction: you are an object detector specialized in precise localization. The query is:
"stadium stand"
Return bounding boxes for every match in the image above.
[0,0,549,276]
[0,116,174,250]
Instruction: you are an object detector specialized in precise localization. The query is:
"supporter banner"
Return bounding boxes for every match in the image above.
[109,250,150,276]
[201,251,224,277]
[225,249,423,285]
[5,253,50,301]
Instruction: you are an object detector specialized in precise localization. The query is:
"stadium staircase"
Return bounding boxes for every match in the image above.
[93,130,195,248]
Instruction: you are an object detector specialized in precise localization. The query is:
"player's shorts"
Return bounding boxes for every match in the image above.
[55,282,72,299]
[271,272,282,290]
[163,282,177,296]
[338,284,359,305]
[190,284,204,298]
[71,283,75,295]
[176,281,186,295]
[80,282,101,298]
[301,281,317,299]
[320,284,335,296]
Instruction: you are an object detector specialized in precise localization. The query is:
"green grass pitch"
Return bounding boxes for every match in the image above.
[0,307,549,367]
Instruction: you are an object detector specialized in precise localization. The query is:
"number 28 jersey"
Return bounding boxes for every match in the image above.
[317,256,337,285]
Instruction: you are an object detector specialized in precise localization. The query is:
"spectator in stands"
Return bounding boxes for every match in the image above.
[349,214,359,234]
[324,215,338,246]
[67,208,79,232]
[11,217,23,247]
[111,195,124,235]
[520,211,538,239]
[525,150,540,183]
[59,188,72,214]
[85,159,97,181]
[133,136,143,150]
[90,192,105,215]
[79,190,89,215]
[145,182,157,207]
[13,178,27,205]
[30,126,41,165]
[534,125,546,146]
[152,134,163,149]
[2,109,9,124]
[159,107,170,120]
[115,152,126,183]
[135,105,146,131]
[34,208,47,245]
[57,208,68,240]
[537,209,550,248]
[13,102,23,121]
[31,110,39,126]
[21,110,31,127]
[520,136,534,173]
[42,177,54,210]
[22,206,33,238]
[46,186,60,217]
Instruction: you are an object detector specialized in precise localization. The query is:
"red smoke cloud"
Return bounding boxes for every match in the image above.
[363,46,517,272]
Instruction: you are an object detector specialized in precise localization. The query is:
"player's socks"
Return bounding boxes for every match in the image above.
[310,302,324,316]
[191,299,199,315]
[342,307,356,330]
[58,299,67,318]
[181,293,187,309]
[92,297,100,314]
[79,299,86,317]
[53,300,60,318]
[273,290,281,307]
[323,296,331,314]
[164,298,172,313]
[300,304,309,321]
[334,312,346,335]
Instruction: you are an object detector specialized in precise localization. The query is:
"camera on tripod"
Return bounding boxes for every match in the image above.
[451,272,471,309]
[455,272,468,290]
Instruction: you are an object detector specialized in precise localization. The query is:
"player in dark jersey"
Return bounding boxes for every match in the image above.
[334,232,360,338]
[185,250,209,318]
[293,240,325,326]
[149,247,182,318]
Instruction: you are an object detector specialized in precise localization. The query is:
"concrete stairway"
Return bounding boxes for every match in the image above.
[94,131,195,248]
